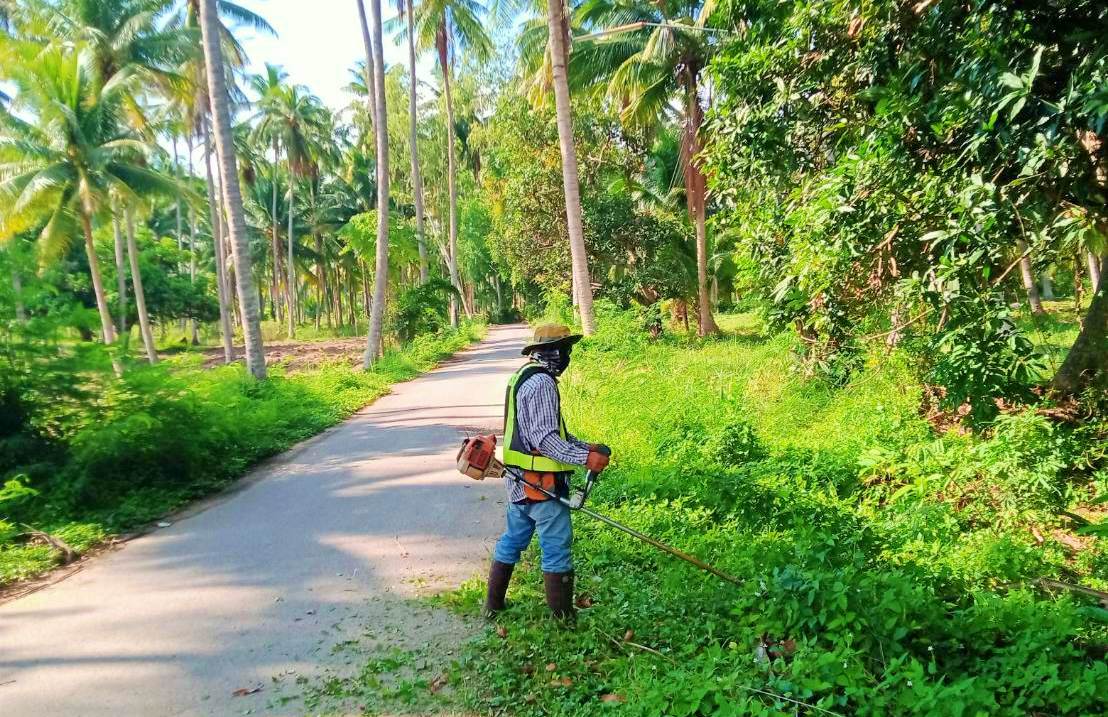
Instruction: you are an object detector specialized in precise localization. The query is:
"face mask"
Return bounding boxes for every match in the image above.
[534,346,571,375]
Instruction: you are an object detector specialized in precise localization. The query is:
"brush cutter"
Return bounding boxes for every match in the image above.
[457,435,742,586]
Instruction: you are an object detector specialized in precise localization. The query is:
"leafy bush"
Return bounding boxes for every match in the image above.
[387,278,456,342]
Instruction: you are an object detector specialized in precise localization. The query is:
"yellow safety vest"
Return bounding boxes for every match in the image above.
[502,364,578,473]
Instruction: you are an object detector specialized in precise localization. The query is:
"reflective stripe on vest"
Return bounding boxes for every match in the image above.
[501,364,578,473]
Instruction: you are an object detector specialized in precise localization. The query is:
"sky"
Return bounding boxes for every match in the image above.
[235,0,434,113]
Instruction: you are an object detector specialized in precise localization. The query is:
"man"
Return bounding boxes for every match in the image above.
[484,324,611,621]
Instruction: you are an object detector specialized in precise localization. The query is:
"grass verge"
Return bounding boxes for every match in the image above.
[444,307,1106,716]
[0,323,486,589]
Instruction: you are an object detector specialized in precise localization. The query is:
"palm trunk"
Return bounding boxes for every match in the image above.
[1016,239,1044,314]
[11,266,26,323]
[125,208,158,364]
[1041,273,1055,300]
[187,133,200,344]
[406,0,429,284]
[287,172,296,338]
[79,209,117,345]
[311,183,328,331]
[441,51,463,326]
[173,135,183,255]
[112,212,128,335]
[355,0,377,135]
[363,0,390,368]
[546,0,596,334]
[335,266,344,327]
[204,113,235,363]
[270,140,282,323]
[200,0,267,379]
[683,69,718,336]
[1087,250,1102,294]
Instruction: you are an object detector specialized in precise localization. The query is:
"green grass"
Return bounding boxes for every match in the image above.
[0,323,485,588]
[446,306,1107,716]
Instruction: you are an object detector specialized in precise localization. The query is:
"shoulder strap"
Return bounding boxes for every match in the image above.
[503,363,552,433]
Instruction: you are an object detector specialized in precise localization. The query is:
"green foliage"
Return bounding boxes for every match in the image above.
[0,323,484,586]
[454,309,1107,716]
[703,0,1108,397]
[387,278,457,342]
[483,97,696,308]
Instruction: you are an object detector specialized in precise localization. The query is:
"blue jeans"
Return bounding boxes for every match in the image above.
[493,499,573,573]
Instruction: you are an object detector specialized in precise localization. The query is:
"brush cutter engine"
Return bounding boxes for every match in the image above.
[456,434,505,480]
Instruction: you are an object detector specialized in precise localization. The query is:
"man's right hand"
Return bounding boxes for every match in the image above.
[586,444,611,472]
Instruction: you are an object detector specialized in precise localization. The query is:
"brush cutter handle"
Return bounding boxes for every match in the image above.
[513,470,598,510]
[569,470,598,509]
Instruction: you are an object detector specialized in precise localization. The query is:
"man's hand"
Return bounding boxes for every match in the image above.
[586,444,611,472]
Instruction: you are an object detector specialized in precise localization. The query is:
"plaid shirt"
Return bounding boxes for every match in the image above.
[504,368,590,503]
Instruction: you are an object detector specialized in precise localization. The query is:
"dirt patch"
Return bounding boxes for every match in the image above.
[200,338,367,372]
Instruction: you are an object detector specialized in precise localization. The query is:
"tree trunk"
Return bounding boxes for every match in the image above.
[201,0,266,379]
[406,0,429,284]
[287,172,296,338]
[355,0,377,135]
[270,139,282,324]
[79,209,117,346]
[1041,273,1055,300]
[335,266,344,327]
[1088,250,1102,294]
[204,113,235,364]
[441,48,464,327]
[1052,282,1107,394]
[1054,130,1108,392]
[1016,239,1044,314]
[126,208,158,364]
[683,69,718,336]
[546,0,596,335]
[11,266,26,323]
[363,0,390,368]
[173,135,183,255]
[186,132,199,344]
[112,212,128,335]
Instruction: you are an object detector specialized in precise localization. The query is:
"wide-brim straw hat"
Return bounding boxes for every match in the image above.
[521,323,583,356]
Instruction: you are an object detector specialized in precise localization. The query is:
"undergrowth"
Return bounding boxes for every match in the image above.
[450,305,1107,716]
[0,323,485,587]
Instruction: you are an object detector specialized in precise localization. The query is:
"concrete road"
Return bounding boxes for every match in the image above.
[0,324,528,716]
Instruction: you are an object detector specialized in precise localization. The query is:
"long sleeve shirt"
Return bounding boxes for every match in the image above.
[504,370,590,503]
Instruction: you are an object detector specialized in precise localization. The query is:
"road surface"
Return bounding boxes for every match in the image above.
[0,325,528,716]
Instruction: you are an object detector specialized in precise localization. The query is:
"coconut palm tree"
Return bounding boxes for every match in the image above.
[545,0,596,333]
[486,0,597,332]
[574,0,720,335]
[199,0,266,378]
[387,0,430,283]
[413,0,491,326]
[0,45,181,355]
[360,0,391,367]
[249,64,291,323]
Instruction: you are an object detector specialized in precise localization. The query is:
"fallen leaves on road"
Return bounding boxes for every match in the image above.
[231,686,262,697]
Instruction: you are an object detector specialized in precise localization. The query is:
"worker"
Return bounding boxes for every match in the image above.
[483,324,611,622]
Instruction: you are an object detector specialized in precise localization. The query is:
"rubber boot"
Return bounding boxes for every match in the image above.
[543,570,575,623]
[483,560,514,619]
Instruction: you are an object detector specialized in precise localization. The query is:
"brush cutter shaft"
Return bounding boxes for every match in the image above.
[577,507,743,586]
[511,473,742,587]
